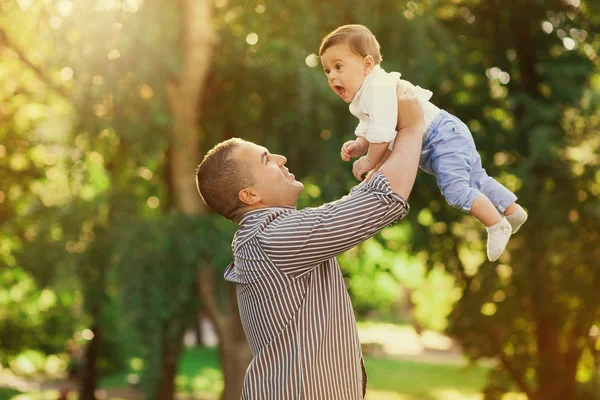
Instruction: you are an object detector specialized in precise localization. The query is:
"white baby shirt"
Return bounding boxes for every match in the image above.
[349,65,441,147]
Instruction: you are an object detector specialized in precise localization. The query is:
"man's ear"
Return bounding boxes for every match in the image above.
[363,55,375,75]
[238,188,261,206]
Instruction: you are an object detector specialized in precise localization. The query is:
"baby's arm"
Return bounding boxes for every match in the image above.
[341,136,370,162]
[352,142,389,181]
[365,142,388,166]
[356,136,369,151]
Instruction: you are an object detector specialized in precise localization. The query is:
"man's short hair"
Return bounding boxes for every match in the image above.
[319,24,382,64]
[196,138,255,222]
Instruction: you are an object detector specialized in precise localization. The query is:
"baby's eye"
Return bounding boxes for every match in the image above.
[324,69,330,74]
[335,64,342,70]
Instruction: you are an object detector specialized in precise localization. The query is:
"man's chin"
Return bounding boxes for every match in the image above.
[293,180,304,192]
[291,181,304,204]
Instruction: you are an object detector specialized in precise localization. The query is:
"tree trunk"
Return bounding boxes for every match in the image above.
[79,321,100,400]
[508,0,541,158]
[219,335,252,400]
[157,0,215,397]
[530,256,586,400]
[156,337,184,400]
[198,268,252,400]
[219,284,252,400]
[534,313,564,400]
[166,0,215,215]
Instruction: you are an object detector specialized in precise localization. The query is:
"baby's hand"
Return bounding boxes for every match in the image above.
[352,156,377,181]
[341,140,368,162]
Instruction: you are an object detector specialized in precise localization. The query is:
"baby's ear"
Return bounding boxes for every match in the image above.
[363,55,375,74]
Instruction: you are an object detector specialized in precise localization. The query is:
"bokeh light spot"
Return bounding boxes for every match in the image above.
[563,37,576,50]
[108,49,121,60]
[305,53,319,68]
[246,33,258,45]
[60,67,73,81]
[82,329,95,340]
[147,196,160,209]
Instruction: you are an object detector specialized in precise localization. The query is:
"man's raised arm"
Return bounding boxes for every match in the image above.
[258,94,425,277]
[378,90,426,199]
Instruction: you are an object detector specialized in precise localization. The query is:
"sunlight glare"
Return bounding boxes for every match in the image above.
[49,16,62,29]
[123,0,142,13]
[17,0,33,12]
[56,0,73,17]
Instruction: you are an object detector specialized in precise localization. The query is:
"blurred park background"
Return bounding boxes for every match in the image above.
[1,0,599,399]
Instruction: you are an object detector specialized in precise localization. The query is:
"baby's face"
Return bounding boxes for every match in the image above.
[321,44,370,103]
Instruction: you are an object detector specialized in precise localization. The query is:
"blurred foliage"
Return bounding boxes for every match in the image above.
[0,0,599,398]
[113,214,236,393]
[0,267,80,362]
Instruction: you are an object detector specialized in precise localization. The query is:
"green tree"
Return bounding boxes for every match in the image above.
[397,1,600,399]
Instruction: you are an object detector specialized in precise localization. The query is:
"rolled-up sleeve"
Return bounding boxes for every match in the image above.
[354,119,369,138]
[259,172,409,277]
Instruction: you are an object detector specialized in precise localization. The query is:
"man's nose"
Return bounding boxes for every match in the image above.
[273,154,287,166]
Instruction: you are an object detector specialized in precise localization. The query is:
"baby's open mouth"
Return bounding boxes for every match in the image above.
[335,85,346,98]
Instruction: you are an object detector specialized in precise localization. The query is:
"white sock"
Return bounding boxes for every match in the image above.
[505,205,528,234]
[486,218,512,262]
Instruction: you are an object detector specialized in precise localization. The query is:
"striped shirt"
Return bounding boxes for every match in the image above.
[224,172,409,399]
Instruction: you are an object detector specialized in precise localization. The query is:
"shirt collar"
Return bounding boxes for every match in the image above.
[351,64,383,103]
[238,206,295,226]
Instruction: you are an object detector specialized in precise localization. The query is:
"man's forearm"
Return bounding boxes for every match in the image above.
[379,126,423,199]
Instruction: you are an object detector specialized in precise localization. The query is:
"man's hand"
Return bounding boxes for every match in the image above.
[341,139,368,162]
[352,155,377,181]
[395,84,425,133]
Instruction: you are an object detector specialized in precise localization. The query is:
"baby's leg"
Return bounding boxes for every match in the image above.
[504,203,528,233]
[469,152,527,233]
[430,130,495,217]
[430,124,511,261]
[471,194,502,226]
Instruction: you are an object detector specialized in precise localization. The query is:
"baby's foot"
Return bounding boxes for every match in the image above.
[487,218,512,261]
[505,205,528,234]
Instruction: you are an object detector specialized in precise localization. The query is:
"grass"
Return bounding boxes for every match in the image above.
[97,347,491,400]
[0,389,23,400]
[101,345,530,400]
[1,348,523,400]
[364,356,488,400]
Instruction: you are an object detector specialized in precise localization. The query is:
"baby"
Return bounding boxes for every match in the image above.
[319,24,527,261]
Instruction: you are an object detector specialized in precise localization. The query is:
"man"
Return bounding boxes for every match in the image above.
[196,90,424,399]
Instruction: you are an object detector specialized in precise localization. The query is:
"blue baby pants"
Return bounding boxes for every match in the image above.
[419,110,517,213]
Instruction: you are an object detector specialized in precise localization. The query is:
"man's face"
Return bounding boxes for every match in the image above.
[235,142,304,208]
[321,44,369,103]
